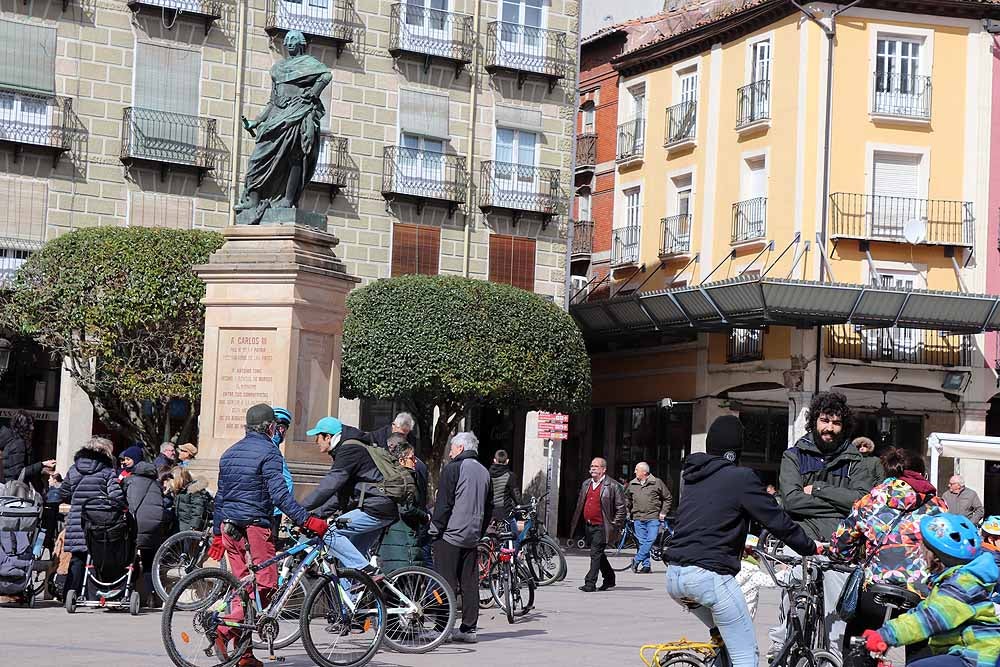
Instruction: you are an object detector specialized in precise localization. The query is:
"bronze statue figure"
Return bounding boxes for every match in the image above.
[235,30,332,225]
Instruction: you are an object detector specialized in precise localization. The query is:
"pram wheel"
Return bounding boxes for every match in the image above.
[65,589,76,614]
[129,590,141,616]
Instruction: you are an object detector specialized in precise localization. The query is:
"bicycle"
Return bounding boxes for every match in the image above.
[487,518,535,623]
[511,494,567,586]
[477,534,499,609]
[607,517,674,572]
[153,528,230,607]
[161,518,386,667]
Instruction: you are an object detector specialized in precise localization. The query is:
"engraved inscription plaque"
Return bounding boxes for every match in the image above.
[214,329,277,440]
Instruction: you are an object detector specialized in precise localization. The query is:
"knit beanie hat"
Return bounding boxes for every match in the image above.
[706,415,744,463]
[119,445,145,470]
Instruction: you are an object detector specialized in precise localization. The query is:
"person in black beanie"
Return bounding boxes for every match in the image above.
[665,415,819,667]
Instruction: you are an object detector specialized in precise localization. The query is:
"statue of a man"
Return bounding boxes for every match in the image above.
[235,30,332,224]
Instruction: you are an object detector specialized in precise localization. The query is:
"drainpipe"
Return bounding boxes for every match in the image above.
[562,7,584,311]
[227,0,250,226]
[462,0,485,277]
[791,0,862,394]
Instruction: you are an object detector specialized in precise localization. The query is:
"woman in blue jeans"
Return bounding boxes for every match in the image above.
[664,417,820,667]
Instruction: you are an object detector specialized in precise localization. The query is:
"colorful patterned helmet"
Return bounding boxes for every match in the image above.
[920,513,981,563]
[273,407,293,425]
[982,516,1000,537]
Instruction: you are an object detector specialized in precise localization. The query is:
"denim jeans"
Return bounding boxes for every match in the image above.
[632,519,661,569]
[666,564,758,667]
[323,509,395,570]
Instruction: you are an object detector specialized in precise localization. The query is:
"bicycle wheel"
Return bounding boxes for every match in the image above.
[299,569,386,667]
[381,566,456,654]
[657,652,712,667]
[252,575,308,651]
[521,536,565,586]
[607,532,640,572]
[154,531,226,607]
[476,542,495,609]
[491,561,515,624]
[161,567,254,667]
[790,649,841,667]
[512,562,535,616]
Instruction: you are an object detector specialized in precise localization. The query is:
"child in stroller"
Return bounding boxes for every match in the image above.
[0,495,49,607]
[64,494,142,615]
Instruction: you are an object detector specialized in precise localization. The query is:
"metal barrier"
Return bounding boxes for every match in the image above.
[736,80,770,128]
[731,197,767,243]
[829,193,973,246]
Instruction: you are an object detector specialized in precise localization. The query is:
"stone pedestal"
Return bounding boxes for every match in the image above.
[191,224,358,491]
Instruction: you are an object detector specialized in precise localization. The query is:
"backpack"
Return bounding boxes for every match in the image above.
[359,442,416,506]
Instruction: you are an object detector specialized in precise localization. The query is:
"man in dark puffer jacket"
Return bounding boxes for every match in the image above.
[55,436,124,596]
[123,460,168,605]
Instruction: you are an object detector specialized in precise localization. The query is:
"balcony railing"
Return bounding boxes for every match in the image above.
[388,3,473,70]
[120,107,217,182]
[265,0,357,52]
[484,22,570,89]
[872,72,932,120]
[479,160,561,222]
[0,246,34,285]
[665,100,696,147]
[661,214,692,256]
[381,145,466,213]
[576,133,596,171]
[736,80,770,129]
[728,328,764,363]
[309,133,348,201]
[611,225,639,266]
[829,193,974,247]
[126,0,225,34]
[572,219,593,257]
[827,325,972,367]
[0,87,75,163]
[732,197,767,244]
[616,116,644,163]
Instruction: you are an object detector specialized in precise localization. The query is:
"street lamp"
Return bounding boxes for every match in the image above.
[0,337,11,378]
[876,391,894,445]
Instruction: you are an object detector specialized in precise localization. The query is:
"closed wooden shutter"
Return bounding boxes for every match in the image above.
[489,234,535,291]
[391,223,440,276]
[0,176,47,246]
[0,20,56,94]
[129,191,194,230]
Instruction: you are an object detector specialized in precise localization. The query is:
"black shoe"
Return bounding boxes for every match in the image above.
[578,584,596,592]
[598,581,616,591]
[360,564,384,583]
[638,566,652,574]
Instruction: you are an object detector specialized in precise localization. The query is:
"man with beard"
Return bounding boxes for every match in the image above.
[769,391,879,660]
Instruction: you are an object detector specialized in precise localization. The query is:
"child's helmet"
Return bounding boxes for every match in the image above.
[273,407,293,425]
[920,513,981,563]
[982,516,1000,537]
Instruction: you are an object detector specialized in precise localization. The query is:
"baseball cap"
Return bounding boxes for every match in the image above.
[246,403,276,427]
[306,416,343,437]
[178,443,198,457]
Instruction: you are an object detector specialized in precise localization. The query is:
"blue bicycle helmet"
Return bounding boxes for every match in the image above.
[920,513,981,563]
[273,407,293,425]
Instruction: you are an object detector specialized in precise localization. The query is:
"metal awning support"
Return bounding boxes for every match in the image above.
[697,287,729,324]
[611,264,645,298]
[700,249,736,285]
[740,241,775,277]
[981,300,1000,332]
[762,233,800,277]
[665,291,696,327]
[816,233,836,282]
[669,253,699,287]
[573,270,608,303]
[891,292,913,328]
[950,254,969,294]
[787,240,811,279]
[634,298,662,331]
[864,246,881,285]
[633,262,664,293]
[846,288,866,324]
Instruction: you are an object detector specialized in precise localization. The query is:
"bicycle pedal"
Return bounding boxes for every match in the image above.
[268,656,284,663]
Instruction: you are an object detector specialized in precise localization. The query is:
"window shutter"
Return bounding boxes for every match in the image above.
[129,192,194,230]
[495,105,543,133]
[489,234,514,284]
[0,20,56,94]
[399,89,449,139]
[511,237,536,291]
[872,152,920,199]
[0,176,47,246]
[415,225,440,276]
[134,42,201,116]
[392,223,440,276]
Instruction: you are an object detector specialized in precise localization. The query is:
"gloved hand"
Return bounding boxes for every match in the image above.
[814,541,826,555]
[207,535,225,562]
[303,515,329,537]
[863,629,887,654]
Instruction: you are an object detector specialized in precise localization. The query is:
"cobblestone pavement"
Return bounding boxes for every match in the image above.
[0,553,793,667]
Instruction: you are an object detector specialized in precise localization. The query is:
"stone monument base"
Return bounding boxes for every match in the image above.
[235,206,327,231]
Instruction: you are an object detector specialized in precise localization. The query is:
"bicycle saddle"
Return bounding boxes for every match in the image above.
[866,583,921,610]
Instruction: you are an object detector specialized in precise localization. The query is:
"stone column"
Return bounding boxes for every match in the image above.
[191,224,358,493]
[55,360,94,473]
[521,411,562,535]
[957,401,990,500]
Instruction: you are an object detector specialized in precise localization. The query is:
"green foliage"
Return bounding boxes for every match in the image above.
[341,274,591,414]
[1,226,225,445]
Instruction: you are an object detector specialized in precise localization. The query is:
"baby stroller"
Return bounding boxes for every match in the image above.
[0,495,48,607]
[65,494,141,615]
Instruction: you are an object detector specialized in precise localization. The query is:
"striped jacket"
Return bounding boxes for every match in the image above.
[880,551,1000,667]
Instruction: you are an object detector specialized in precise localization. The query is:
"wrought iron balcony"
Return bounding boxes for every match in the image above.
[388,3,473,73]
[732,197,766,244]
[736,80,770,129]
[484,21,570,91]
[576,133,596,172]
[381,145,466,215]
[829,193,974,247]
[309,133,348,202]
[126,0,225,35]
[611,225,639,266]
[0,87,74,165]
[572,220,593,258]
[664,100,696,147]
[661,214,692,256]
[827,325,972,367]
[728,328,764,363]
[616,117,644,163]
[265,0,357,54]
[872,72,932,120]
[120,107,218,183]
[479,160,561,225]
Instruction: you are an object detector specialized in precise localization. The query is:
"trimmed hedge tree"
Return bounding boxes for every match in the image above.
[1,226,225,450]
[341,274,591,482]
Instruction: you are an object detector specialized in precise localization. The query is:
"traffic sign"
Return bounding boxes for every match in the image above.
[537,411,569,440]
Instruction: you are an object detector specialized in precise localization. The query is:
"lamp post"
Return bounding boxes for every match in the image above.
[876,391,894,446]
[0,337,11,379]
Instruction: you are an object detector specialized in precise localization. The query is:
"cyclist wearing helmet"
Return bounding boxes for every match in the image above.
[983,516,1000,564]
[269,407,296,540]
[862,513,1000,667]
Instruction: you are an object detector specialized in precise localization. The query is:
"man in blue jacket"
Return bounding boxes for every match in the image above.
[209,404,329,667]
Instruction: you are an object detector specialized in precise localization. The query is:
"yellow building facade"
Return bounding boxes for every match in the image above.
[572,2,1000,499]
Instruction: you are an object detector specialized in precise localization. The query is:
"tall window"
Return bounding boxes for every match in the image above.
[489,234,535,291]
[875,36,925,114]
[495,127,537,193]
[871,151,922,237]
[751,39,771,83]
[0,20,57,143]
[679,71,698,105]
[581,101,595,133]
[500,0,543,59]
[391,223,440,276]
[624,187,641,228]
[133,42,202,163]
[577,190,592,221]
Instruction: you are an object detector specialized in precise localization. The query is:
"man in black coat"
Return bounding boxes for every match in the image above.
[0,411,55,485]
